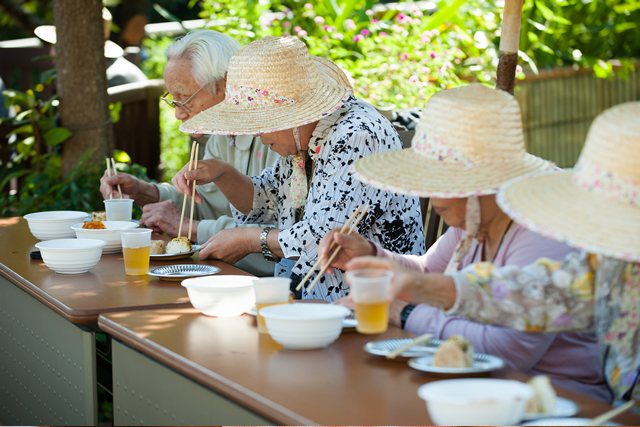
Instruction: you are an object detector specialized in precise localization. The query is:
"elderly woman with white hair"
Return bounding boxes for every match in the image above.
[99,30,280,276]
[173,36,426,301]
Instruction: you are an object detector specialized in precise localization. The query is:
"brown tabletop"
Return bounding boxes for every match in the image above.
[0,217,252,323]
[99,308,640,426]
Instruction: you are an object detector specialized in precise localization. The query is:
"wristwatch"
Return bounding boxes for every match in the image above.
[260,227,281,262]
[400,304,416,330]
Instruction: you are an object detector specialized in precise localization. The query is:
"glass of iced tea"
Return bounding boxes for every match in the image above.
[254,278,292,334]
[346,269,393,334]
[120,228,152,275]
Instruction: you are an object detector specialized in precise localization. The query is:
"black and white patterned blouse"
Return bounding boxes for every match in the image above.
[232,96,426,301]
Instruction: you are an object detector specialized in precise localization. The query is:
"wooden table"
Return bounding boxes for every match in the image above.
[0,217,251,425]
[99,308,640,426]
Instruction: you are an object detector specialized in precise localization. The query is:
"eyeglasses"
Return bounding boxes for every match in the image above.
[161,84,208,113]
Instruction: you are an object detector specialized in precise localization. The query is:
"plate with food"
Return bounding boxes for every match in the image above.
[522,376,579,420]
[408,335,505,374]
[364,337,442,358]
[149,237,201,260]
[147,264,220,281]
[247,305,358,329]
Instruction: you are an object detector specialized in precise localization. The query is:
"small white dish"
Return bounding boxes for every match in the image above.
[409,351,505,374]
[181,275,255,317]
[150,244,201,261]
[24,211,88,240]
[522,418,621,426]
[71,221,137,254]
[35,238,106,274]
[247,304,357,330]
[148,264,220,281]
[522,397,580,420]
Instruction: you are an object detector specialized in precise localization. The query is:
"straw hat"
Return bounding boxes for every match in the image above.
[34,8,124,59]
[180,36,351,136]
[496,102,640,263]
[353,84,554,198]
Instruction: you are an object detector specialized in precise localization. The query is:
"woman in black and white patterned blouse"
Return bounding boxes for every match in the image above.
[174,36,425,301]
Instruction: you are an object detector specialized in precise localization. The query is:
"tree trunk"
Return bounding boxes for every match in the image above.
[54,0,112,176]
[496,0,524,95]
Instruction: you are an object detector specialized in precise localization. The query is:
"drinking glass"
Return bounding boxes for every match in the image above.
[346,269,393,334]
[254,278,292,334]
[104,199,134,222]
[120,228,152,275]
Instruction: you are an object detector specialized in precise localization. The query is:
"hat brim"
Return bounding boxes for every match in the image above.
[180,66,350,136]
[353,148,553,198]
[497,171,640,263]
[34,25,123,58]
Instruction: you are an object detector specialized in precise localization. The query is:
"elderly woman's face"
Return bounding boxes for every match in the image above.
[431,197,468,229]
[258,129,299,157]
[163,58,225,138]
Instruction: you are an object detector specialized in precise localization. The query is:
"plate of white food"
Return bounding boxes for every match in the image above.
[150,237,201,260]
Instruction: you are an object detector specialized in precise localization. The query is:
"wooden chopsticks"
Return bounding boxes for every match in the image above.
[386,333,433,359]
[187,143,199,241]
[588,399,636,426]
[177,141,197,240]
[297,205,369,294]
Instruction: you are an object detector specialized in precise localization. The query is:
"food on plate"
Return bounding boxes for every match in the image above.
[526,375,557,413]
[150,240,166,255]
[432,334,474,368]
[166,236,192,254]
[82,221,107,229]
[92,211,107,221]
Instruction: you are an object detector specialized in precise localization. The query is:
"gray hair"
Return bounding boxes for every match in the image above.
[165,29,241,95]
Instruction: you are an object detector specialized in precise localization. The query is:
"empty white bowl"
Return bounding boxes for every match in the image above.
[71,221,137,254]
[259,303,351,350]
[24,211,88,240]
[418,378,534,426]
[35,239,106,274]
[181,275,256,317]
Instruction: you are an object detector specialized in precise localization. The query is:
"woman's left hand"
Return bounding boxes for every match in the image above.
[198,228,260,264]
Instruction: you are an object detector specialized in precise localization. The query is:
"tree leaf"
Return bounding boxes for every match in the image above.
[44,128,73,146]
[8,124,33,136]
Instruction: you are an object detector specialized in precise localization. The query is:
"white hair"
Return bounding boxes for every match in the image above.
[165,29,241,95]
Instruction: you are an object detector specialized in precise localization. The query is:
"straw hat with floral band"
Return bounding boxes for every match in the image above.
[354,83,556,272]
[181,36,351,210]
[496,101,640,263]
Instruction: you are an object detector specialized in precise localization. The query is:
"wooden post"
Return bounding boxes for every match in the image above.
[496,0,524,94]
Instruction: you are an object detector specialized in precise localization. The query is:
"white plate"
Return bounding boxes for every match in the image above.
[247,305,357,329]
[408,351,505,374]
[521,418,621,426]
[150,244,201,261]
[522,397,580,421]
[364,337,442,358]
[147,264,220,281]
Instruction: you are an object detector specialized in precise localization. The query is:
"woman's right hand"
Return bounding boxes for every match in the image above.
[172,159,225,203]
[317,228,376,274]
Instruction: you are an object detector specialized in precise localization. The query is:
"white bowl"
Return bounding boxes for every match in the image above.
[35,239,106,274]
[71,221,137,254]
[259,303,351,350]
[418,378,534,426]
[24,211,88,240]
[181,275,256,317]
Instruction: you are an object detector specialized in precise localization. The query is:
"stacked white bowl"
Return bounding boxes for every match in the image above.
[71,221,137,254]
[24,211,88,240]
[35,239,106,274]
[259,303,351,350]
[181,275,256,317]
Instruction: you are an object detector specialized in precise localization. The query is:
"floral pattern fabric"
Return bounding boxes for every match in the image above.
[232,96,426,301]
[225,84,295,107]
[448,253,640,404]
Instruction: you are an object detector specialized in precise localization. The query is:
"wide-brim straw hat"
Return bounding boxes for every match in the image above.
[353,84,554,198]
[34,8,123,59]
[496,101,640,263]
[180,36,351,136]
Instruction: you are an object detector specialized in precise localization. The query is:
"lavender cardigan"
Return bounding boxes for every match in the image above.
[375,223,611,402]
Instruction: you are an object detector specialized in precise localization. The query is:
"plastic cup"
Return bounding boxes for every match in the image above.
[346,269,393,334]
[104,199,134,222]
[254,278,292,334]
[120,228,151,275]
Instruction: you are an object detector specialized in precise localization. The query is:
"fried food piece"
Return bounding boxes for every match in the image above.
[82,221,107,229]
[150,240,166,255]
[166,236,192,254]
[431,335,474,368]
[92,211,107,221]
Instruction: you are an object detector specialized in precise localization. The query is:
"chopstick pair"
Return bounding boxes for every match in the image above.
[177,141,199,241]
[296,204,369,294]
[106,157,122,199]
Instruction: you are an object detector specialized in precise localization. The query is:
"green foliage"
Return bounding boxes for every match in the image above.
[158,102,192,182]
